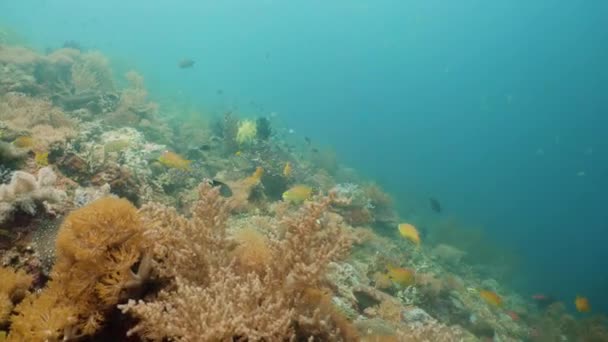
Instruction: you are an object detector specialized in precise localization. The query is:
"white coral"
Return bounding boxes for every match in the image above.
[0,167,66,223]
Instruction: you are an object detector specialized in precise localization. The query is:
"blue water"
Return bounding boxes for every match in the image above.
[2,0,607,312]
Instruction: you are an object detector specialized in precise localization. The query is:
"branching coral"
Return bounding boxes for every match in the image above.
[120,183,355,341]
[113,71,157,119]
[70,51,114,94]
[1,92,74,130]
[7,197,151,341]
[0,92,75,150]
[0,167,66,224]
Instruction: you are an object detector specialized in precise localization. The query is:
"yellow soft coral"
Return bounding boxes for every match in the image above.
[236,119,257,144]
[0,267,32,325]
[8,197,151,341]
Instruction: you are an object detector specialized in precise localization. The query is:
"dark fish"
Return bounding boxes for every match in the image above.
[217,89,224,95]
[429,198,441,213]
[311,148,319,153]
[208,179,233,197]
[304,136,311,145]
[178,59,195,68]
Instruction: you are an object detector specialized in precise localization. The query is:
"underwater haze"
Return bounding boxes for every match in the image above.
[2,0,607,314]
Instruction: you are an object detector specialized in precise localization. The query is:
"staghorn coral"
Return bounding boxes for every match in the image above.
[70,51,114,94]
[0,167,66,224]
[120,183,354,341]
[7,197,151,341]
[0,92,74,130]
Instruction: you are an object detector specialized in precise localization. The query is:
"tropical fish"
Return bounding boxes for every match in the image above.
[429,197,441,213]
[398,223,420,246]
[178,59,195,68]
[283,162,292,177]
[158,151,191,170]
[386,264,415,286]
[282,185,313,204]
[12,136,34,149]
[575,295,590,312]
[245,167,264,185]
[531,294,556,309]
[206,179,233,197]
[235,151,242,156]
[479,290,502,307]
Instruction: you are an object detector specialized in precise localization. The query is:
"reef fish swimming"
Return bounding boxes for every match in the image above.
[178,58,195,68]
[575,295,591,312]
[479,290,503,307]
[207,179,233,197]
[282,185,313,204]
[398,223,421,246]
[429,197,441,213]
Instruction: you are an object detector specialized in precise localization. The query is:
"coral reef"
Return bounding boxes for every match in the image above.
[120,184,354,341]
[0,167,66,224]
[0,33,604,342]
[7,197,150,341]
[0,266,32,326]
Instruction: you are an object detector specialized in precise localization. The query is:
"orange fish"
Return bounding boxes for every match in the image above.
[243,166,264,186]
[479,290,502,307]
[575,295,590,312]
[158,151,191,170]
[386,265,415,287]
[13,136,35,149]
[398,223,420,246]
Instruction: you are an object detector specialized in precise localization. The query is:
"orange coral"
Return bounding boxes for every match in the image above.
[0,267,32,325]
[8,197,150,341]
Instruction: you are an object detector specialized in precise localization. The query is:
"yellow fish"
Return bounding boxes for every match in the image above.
[235,151,242,156]
[479,290,502,307]
[158,151,191,170]
[243,166,264,187]
[282,185,313,204]
[386,264,415,287]
[398,223,420,246]
[12,136,35,149]
[575,295,590,312]
[283,162,292,177]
